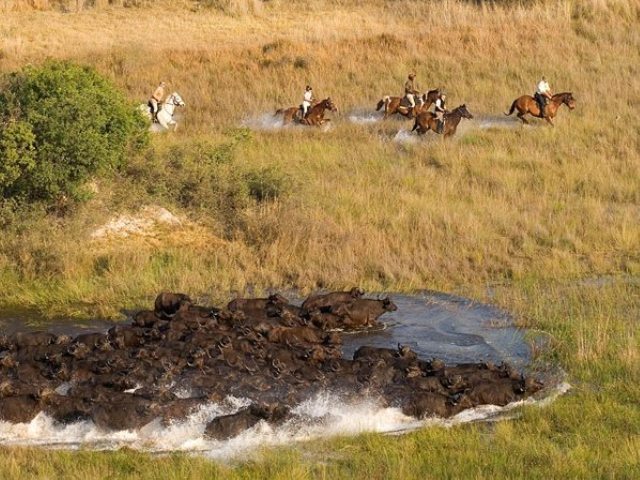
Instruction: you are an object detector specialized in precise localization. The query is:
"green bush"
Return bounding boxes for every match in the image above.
[0,61,148,203]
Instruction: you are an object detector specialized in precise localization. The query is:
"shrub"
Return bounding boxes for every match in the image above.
[0,61,148,203]
[245,166,289,202]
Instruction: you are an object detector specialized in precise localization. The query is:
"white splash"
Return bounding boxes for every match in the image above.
[476,116,520,130]
[0,383,570,460]
[241,113,287,131]
[393,129,420,145]
[347,112,381,124]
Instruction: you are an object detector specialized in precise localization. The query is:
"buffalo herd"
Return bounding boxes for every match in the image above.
[0,289,544,440]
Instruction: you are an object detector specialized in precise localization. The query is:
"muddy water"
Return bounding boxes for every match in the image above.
[0,292,563,459]
[341,292,532,369]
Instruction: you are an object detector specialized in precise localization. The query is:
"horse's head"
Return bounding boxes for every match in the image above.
[457,104,474,119]
[553,92,575,110]
[321,97,338,112]
[564,93,576,110]
[424,89,440,103]
[167,92,186,107]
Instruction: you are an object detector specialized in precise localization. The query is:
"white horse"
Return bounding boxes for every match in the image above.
[139,92,185,131]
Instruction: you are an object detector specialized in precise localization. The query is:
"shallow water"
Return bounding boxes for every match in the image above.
[0,291,564,459]
[241,114,333,132]
[341,292,531,370]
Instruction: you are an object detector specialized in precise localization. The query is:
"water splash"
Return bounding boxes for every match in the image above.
[0,383,570,459]
[241,114,287,131]
[347,112,381,124]
[393,129,420,145]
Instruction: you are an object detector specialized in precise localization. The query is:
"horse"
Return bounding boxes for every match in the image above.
[274,97,337,126]
[376,89,440,119]
[504,92,576,126]
[139,92,185,131]
[411,104,474,138]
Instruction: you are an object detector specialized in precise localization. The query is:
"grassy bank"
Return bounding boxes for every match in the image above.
[0,0,639,477]
[0,0,638,316]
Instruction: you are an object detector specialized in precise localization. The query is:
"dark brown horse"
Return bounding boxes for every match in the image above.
[376,89,441,119]
[274,98,337,126]
[504,92,576,126]
[411,104,474,138]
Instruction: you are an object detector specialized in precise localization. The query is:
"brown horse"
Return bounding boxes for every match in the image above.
[274,98,337,126]
[376,89,441,119]
[504,92,576,126]
[411,104,474,138]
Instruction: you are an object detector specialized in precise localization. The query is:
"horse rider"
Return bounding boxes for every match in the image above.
[534,76,552,118]
[434,92,447,133]
[149,81,166,123]
[302,85,314,118]
[404,73,420,114]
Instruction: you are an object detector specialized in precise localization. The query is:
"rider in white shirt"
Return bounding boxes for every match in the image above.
[434,93,447,133]
[535,76,552,117]
[302,85,314,117]
[149,81,166,123]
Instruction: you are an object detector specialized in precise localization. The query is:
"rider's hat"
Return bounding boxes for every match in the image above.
[160,81,167,86]
[408,72,416,78]
[306,85,312,91]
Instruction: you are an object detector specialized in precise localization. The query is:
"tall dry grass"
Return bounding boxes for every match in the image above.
[0,0,638,315]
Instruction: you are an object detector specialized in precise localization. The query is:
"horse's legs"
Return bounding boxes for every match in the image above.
[517,112,529,125]
[545,116,555,127]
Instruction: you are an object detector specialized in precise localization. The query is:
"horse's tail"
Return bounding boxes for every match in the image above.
[376,96,390,111]
[274,108,283,117]
[504,100,517,116]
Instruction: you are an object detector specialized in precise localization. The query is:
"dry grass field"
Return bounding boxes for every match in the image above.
[0,0,639,478]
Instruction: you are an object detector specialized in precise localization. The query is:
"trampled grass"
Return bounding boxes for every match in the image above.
[0,0,639,477]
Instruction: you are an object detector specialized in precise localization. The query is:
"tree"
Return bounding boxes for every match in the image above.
[0,61,148,203]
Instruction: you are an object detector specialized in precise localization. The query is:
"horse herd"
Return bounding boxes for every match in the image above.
[142,88,576,138]
[273,90,576,137]
[0,290,544,440]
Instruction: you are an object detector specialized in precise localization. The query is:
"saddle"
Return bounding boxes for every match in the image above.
[534,93,547,118]
[400,95,423,109]
[147,100,163,114]
[298,104,312,119]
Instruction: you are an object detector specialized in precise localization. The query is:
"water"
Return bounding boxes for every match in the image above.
[0,292,566,459]
[347,110,382,125]
[241,113,287,131]
[241,114,333,132]
[341,292,531,370]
